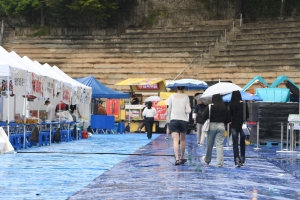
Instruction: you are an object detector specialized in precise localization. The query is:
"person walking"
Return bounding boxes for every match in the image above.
[202,94,231,167]
[137,102,148,132]
[194,100,207,146]
[169,86,191,165]
[229,90,249,167]
[142,101,157,139]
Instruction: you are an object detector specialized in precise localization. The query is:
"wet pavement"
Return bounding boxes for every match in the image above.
[1,133,300,200]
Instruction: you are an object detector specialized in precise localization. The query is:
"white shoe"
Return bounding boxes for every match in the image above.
[202,156,209,165]
[165,137,169,140]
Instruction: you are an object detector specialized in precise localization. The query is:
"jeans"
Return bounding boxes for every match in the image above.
[204,122,225,166]
[196,123,205,144]
[231,128,245,161]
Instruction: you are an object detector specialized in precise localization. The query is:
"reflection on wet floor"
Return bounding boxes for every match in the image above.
[1,133,300,200]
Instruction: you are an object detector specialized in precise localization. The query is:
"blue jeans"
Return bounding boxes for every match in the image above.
[204,122,225,166]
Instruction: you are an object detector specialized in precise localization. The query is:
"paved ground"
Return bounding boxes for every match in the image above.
[1,133,300,200]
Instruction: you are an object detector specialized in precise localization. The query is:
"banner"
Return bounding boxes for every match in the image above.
[1,80,14,97]
[106,99,120,119]
[71,87,79,105]
[85,88,92,104]
[80,88,87,104]
[62,83,71,104]
[152,101,167,121]
[10,67,27,96]
[31,72,43,97]
[54,80,61,99]
[44,77,54,99]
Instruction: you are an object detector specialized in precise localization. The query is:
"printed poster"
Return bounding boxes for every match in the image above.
[152,101,167,121]
[106,99,120,119]
[10,67,27,96]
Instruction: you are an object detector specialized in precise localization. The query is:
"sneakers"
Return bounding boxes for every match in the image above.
[202,156,209,165]
[198,143,203,146]
[165,137,169,140]
[217,164,223,167]
[235,162,242,167]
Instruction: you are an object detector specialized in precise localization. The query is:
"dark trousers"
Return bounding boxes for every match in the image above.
[145,117,154,139]
[231,128,246,160]
[137,119,146,131]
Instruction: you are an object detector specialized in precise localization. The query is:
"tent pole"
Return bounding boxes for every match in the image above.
[7,76,10,139]
[23,98,28,149]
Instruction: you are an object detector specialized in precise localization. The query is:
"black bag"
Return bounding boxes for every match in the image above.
[53,129,61,143]
[29,126,39,143]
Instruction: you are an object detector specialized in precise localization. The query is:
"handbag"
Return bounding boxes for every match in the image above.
[242,102,250,135]
[202,104,211,133]
[242,122,250,135]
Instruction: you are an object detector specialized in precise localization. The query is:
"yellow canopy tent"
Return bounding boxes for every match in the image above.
[157,92,174,106]
[115,78,166,93]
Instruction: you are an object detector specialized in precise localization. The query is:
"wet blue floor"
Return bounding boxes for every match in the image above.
[1,133,300,200]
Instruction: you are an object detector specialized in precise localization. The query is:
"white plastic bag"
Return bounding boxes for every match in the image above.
[242,122,250,135]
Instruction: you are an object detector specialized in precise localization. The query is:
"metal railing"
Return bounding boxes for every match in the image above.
[173,13,243,81]
[0,20,4,45]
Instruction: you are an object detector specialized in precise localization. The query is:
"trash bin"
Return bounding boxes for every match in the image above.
[117,122,125,134]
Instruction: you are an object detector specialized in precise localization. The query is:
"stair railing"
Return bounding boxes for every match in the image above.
[173,13,242,81]
[0,20,3,45]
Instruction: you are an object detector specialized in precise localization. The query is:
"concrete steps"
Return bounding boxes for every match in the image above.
[3,18,300,91]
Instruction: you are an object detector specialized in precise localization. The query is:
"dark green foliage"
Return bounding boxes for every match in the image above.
[30,26,50,37]
[244,0,300,22]
[0,0,137,28]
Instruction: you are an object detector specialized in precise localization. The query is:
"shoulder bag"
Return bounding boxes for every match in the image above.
[202,104,211,133]
[242,102,250,135]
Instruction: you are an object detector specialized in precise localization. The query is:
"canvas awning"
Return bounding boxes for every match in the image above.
[115,78,166,92]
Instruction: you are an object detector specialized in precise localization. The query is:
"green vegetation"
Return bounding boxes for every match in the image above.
[30,26,50,37]
[0,0,300,29]
[0,0,137,28]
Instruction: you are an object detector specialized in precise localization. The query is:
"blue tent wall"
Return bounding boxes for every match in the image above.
[75,76,130,98]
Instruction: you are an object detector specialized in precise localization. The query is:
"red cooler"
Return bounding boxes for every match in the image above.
[82,130,88,139]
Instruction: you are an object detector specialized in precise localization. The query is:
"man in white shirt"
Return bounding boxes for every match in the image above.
[45,100,56,121]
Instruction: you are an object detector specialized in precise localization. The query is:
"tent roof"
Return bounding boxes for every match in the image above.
[75,76,130,98]
[269,75,299,96]
[242,76,269,91]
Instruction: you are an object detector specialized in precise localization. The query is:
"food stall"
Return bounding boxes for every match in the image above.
[115,78,168,132]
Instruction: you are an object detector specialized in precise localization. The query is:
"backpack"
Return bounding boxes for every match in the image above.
[53,129,61,143]
[29,126,39,143]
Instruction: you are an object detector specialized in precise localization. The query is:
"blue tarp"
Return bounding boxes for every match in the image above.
[256,88,290,102]
[75,76,130,99]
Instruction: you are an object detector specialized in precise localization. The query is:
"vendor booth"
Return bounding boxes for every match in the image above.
[75,76,130,133]
[115,78,167,132]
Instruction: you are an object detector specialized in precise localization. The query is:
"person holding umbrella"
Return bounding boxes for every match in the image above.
[202,94,231,167]
[229,90,249,167]
[169,86,191,165]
